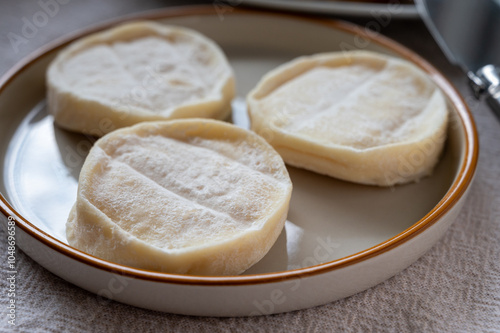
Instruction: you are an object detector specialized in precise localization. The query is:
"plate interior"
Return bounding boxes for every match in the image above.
[0,13,462,275]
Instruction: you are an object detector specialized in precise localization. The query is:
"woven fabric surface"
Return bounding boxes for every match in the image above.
[0,1,499,332]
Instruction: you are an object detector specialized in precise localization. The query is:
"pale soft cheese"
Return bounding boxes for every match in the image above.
[247,51,449,186]
[47,21,235,136]
[66,119,292,275]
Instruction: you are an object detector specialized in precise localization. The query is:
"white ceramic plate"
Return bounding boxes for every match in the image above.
[242,0,419,18]
[0,7,477,316]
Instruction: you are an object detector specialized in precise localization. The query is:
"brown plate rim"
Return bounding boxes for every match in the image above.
[0,5,478,286]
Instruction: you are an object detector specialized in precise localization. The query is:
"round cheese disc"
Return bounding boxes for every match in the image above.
[47,21,235,136]
[66,119,292,275]
[247,51,449,186]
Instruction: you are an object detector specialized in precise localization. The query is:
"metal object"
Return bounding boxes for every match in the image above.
[417,0,500,119]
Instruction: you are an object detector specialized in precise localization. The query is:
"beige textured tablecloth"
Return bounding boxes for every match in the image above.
[1,1,499,332]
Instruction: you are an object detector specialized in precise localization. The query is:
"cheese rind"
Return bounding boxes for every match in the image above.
[247,51,449,186]
[66,119,292,275]
[47,21,235,136]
